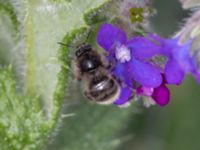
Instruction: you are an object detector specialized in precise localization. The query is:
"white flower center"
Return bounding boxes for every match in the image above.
[115,44,131,63]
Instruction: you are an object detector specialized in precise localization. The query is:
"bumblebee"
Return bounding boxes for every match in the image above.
[74,43,121,105]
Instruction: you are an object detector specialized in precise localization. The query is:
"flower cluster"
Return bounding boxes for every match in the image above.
[96,23,200,107]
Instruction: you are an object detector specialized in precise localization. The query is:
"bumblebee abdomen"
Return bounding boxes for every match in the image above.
[87,76,120,104]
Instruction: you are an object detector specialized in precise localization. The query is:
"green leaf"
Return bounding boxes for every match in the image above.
[47,103,136,150]
[0,67,50,150]
[20,0,109,118]
[0,1,19,65]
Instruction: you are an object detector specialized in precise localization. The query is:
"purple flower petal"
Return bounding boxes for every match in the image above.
[128,59,162,87]
[112,61,125,80]
[113,86,133,105]
[112,61,134,87]
[161,37,194,70]
[165,60,185,85]
[127,35,161,59]
[152,85,170,106]
[97,23,127,52]
[171,38,192,60]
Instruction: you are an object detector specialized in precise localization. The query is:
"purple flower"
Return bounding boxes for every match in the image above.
[134,34,200,106]
[144,34,200,85]
[97,23,163,106]
[97,23,162,87]
[159,37,200,85]
[96,23,200,107]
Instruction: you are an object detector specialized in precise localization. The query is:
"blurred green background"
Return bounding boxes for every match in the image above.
[47,0,200,150]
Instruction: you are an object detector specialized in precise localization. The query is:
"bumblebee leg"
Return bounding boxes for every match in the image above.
[84,91,93,101]
[101,52,116,70]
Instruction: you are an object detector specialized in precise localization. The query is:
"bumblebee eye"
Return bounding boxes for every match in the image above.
[81,59,101,72]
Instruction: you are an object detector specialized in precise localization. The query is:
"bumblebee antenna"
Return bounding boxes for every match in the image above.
[57,42,74,48]
[83,29,92,44]
[58,29,92,48]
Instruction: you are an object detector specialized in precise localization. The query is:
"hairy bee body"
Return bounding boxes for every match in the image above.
[74,43,120,105]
